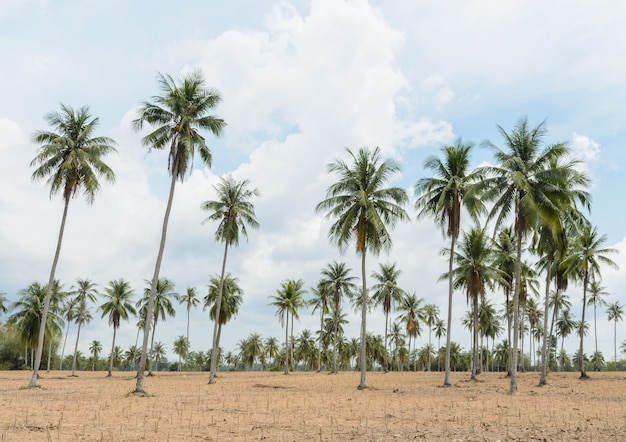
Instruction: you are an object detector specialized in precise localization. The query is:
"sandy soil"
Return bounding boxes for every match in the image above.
[0,370,625,441]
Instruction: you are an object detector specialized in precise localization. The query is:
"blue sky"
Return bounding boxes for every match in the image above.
[1,0,625,364]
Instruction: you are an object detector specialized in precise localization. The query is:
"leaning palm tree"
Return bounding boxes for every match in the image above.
[606,301,623,371]
[178,287,199,347]
[320,261,356,374]
[28,104,116,387]
[371,262,404,372]
[132,70,226,393]
[564,222,618,378]
[414,139,484,387]
[100,279,136,377]
[479,117,590,393]
[203,273,243,376]
[317,146,409,389]
[201,176,259,384]
[69,278,98,376]
[586,279,609,372]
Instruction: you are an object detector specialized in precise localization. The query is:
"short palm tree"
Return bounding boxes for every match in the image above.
[178,287,199,347]
[397,292,424,371]
[100,279,136,377]
[308,279,332,372]
[606,301,624,371]
[269,279,306,374]
[152,342,166,371]
[70,278,98,376]
[556,309,576,371]
[317,146,409,389]
[587,279,609,371]
[371,262,404,372]
[89,340,102,371]
[132,70,225,393]
[173,335,189,371]
[28,104,116,387]
[414,139,483,387]
[421,303,440,371]
[201,175,259,384]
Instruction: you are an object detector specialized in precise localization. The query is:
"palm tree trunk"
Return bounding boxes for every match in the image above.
[284,313,289,375]
[540,258,552,385]
[60,321,70,370]
[593,303,598,371]
[317,309,323,372]
[29,198,70,388]
[135,169,178,393]
[209,241,230,384]
[383,312,389,373]
[509,217,523,394]
[471,296,479,380]
[358,250,368,390]
[108,327,117,377]
[186,305,191,347]
[71,323,82,376]
[579,270,589,378]
[614,321,617,371]
[443,234,455,387]
[149,319,157,375]
[47,341,52,373]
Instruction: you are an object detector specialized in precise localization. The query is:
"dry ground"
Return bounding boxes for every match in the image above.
[0,370,625,441]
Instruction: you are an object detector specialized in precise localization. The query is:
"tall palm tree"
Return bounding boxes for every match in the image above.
[371,262,404,372]
[201,175,259,384]
[269,279,306,374]
[586,279,609,372]
[564,223,617,378]
[434,318,446,371]
[203,273,243,375]
[479,117,589,393]
[397,292,424,371]
[89,340,102,371]
[132,70,225,393]
[447,225,503,379]
[492,226,515,374]
[317,146,409,389]
[178,287,199,347]
[173,335,189,371]
[606,301,623,371]
[138,278,178,375]
[414,139,483,387]
[100,279,136,377]
[320,261,356,374]
[69,278,98,376]
[309,279,332,372]
[28,105,116,387]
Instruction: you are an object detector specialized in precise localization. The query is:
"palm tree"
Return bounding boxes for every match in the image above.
[269,279,306,374]
[100,279,136,377]
[556,309,576,371]
[492,226,515,374]
[132,70,225,393]
[397,292,424,371]
[480,117,589,393]
[173,336,189,371]
[69,278,98,376]
[152,342,166,371]
[138,278,178,375]
[125,345,141,371]
[414,139,483,387]
[371,262,404,372]
[203,274,243,375]
[317,146,409,389]
[320,261,356,374]
[201,175,259,384]
[587,279,609,371]
[0,292,7,315]
[606,301,624,371]
[434,318,446,371]
[421,303,439,371]
[28,105,116,387]
[565,223,618,378]
[178,287,199,347]
[89,340,102,371]
[309,279,331,372]
[59,297,77,370]
[447,225,503,379]
[264,336,280,368]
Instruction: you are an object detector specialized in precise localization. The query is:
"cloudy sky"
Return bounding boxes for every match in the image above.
[1,0,626,365]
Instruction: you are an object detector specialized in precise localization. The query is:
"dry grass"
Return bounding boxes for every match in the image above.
[1,370,625,441]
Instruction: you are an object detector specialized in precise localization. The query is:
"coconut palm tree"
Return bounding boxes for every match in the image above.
[556,309,576,371]
[420,303,440,371]
[201,175,259,384]
[132,70,225,393]
[173,335,189,371]
[137,277,178,375]
[28,104,116,387]
[414,139,484,387]
[125,345,141,371]
[203,273,243,375]
[59,297,77,370]
[606,301,623,371]
[434,318,446,371]
[269,279,306,374]
[317,146,409,389]
[564,223,618,378]
[308,279,332,372]
[100,279,136,377]
[69,278,98,376]
[447,225,503,379]
[178,287,199,347]
[152,342,166,371]
[264,336,280,368]
[479,117,589,393]
[587,279,609,371]
[371,262,405,372]
[0,292,7,315]
[320,261,356,374]
[89,340,102,371]
[396,292,423,371]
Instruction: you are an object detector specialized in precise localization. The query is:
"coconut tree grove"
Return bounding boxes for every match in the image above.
[2,75,623,396]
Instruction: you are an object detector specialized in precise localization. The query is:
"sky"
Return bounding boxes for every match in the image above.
[1,0,626,365]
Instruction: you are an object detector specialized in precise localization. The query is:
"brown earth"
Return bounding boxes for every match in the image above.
[0,370,625,441]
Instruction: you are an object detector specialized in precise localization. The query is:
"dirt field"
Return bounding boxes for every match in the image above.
[0,370,625,441]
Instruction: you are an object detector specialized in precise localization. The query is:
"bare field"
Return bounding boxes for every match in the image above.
[0,370,625,441]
